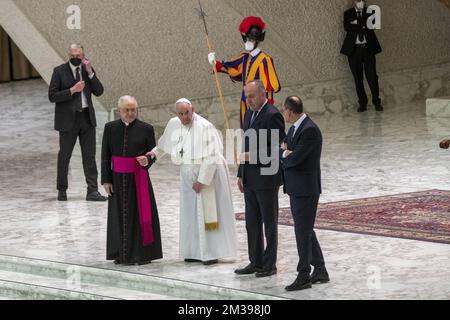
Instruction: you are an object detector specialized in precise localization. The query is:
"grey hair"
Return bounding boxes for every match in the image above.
[69,43,84,51]
[118,95,138,109]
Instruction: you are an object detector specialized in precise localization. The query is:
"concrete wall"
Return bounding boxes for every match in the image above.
[2,0,450,130]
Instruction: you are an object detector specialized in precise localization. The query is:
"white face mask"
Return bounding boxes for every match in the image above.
[356,1,365,10]
[245,41,255,52]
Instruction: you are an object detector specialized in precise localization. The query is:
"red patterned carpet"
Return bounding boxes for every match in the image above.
[236,190,450,244]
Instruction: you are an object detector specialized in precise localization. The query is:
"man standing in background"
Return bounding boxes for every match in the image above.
[49,44,107,201]
[341,0,383,112]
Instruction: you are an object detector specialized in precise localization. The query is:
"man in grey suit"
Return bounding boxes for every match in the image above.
[49,44,107,202]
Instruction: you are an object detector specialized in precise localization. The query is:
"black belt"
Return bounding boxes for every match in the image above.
[77,107,89,113]
[356,43,367,47]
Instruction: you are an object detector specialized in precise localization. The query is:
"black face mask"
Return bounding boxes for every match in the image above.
[70,58,82,66]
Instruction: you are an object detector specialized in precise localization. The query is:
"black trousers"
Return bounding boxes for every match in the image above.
[57,109,98,193]
[289,195,325,275]
[243,187,279,271]
[347,46,381,107]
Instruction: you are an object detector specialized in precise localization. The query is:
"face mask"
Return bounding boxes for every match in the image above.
[70,58,82,66]
[356,1,365,9]
[245,41,255,52]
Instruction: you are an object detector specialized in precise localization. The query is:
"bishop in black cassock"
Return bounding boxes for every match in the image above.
[101,96,162,265]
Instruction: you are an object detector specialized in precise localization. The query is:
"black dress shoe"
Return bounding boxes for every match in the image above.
[113,259,121,265]
[58,191,67,201]
[86,191,108,201]
[234,264,262,275]
[203,259,218,266]
[285,274,312,291]
[184,258,202,263]
[255,268,277,278]
[375,104,384,111]
[357,106,367,112]
[310,267,330,284]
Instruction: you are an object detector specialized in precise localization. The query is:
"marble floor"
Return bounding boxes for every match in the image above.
[0,79,449,299]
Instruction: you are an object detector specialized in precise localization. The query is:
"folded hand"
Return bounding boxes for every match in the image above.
[192,182,204,194]
[136,156,149,167]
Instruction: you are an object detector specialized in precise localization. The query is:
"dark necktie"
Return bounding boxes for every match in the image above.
[357,12,365,42]
[75,67,82,112]
[288,125,295,142]
[250,110,259,125]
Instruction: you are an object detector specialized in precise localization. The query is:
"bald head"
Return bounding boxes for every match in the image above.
[244,80,267,111]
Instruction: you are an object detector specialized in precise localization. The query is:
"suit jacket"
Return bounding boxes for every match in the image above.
[49,62,104,132]
[340,7,382,56]
[237,103,286,189]
[281,116,322,197]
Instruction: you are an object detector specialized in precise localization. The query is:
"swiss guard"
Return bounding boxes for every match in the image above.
[208,16,281,128]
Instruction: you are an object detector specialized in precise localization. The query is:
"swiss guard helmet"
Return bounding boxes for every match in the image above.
[239,16,266,43]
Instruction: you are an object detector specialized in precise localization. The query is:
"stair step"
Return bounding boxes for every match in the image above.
[0,254,284,300]
[0,270,175,300]
[0,279,115,300]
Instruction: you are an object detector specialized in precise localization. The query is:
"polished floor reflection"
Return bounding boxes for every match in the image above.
[0,79,449,299]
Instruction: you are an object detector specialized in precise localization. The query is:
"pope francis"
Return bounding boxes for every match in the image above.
[148,98,238,265]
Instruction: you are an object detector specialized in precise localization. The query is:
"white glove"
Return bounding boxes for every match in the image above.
[208,52,216,65]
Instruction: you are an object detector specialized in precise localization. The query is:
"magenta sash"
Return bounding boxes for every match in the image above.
[112,156,153,246]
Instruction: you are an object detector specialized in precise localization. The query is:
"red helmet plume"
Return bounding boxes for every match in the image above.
[239,16,266,34]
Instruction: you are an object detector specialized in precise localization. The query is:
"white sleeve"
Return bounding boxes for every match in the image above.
[151,146,165,160]
[198,158,217,186]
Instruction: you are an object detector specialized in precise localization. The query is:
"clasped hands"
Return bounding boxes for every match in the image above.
[281,142,293,157]
[138,150,159,167]
[136,155,149,167]
[192,182,205,194]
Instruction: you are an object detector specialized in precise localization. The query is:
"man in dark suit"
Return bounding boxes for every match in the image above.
[341,0,383,112]
[235,80,285,278]
[49,44,107,201]
[281,96,329,291]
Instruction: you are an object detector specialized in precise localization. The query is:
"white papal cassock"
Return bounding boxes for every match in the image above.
[154,113,238,261]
